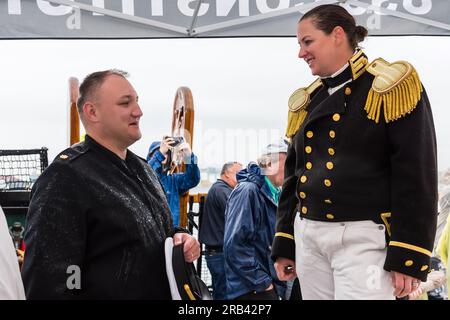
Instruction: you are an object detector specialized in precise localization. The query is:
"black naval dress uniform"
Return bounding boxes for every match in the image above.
[271,51,438,283]
[22,135,182,299]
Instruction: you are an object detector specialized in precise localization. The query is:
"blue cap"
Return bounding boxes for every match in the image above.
[147,141,161,162]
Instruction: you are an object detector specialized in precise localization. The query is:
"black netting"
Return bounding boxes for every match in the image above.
[0,148,48,191]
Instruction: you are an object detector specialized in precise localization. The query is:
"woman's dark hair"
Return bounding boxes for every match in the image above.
[300,4,368,50]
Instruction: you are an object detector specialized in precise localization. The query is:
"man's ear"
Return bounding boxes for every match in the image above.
[82,102,99,123]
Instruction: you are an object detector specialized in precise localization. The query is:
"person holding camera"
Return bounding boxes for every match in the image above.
[147,136,200,226]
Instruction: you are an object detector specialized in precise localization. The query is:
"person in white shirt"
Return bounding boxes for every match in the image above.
[0,205,25,299]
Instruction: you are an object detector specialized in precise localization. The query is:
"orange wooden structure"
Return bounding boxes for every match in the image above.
[171,87,195,228]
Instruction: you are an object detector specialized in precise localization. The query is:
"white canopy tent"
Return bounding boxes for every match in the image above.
[1,0,449,38]
[1,1,450,171]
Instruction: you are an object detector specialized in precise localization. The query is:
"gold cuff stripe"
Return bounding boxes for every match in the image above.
[389,241,432,257]
[275,232,295,240]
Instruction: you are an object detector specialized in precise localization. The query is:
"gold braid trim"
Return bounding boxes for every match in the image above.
[365,58,423,123]
[286,78,322,138]
[275,232,295,240]
[286,108,308,138]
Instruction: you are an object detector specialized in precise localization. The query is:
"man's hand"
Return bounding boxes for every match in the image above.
[391,271,421,298]
[160,136,175,156]
[178,142,192,160]
[408,287,424,300]
[274,257,297,281]
[173,232,200,263]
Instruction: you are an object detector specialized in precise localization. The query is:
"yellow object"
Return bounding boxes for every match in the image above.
[389,241,432,257]
[183,284,196,300]
[286,78,322,138]
[305,146,312,154]
[301,206,308,214]
[365,58,423,123]
[305,162,312,170]
[332,114,341,121]
[300,175,307,183]
[329,130,336,138]
[349,50,369,80]
[345,87,352,95]
[306,131,314,138]
[405,260,414,267]
[326,214,335,220]
[437,214,450,290]
[324,179,332,187]
[326,162,334,170]
[59,154,69,160]
[328,148,335,156]
[275,232,295,240]
[299,192,306,199]
[380,212,392,237]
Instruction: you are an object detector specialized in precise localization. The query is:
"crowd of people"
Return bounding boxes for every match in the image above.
[1,4,448,300]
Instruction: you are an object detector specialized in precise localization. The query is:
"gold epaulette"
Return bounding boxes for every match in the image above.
[365,58,423,123]
[286,78,322,138]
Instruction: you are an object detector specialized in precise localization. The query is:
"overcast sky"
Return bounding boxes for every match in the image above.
[1,36,450,171]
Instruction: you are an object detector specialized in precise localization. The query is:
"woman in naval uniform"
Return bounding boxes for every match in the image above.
[271,4,437,300]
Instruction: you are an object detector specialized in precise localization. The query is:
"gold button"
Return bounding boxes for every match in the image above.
[326,214,334,220]
[299,192,306,199]
[328,148,335,156]
[305,146,312,154]
[301,206,308,214]
[326,162,334,170]
[306,162,313,170]
[324,179,332,187]
[405,260,414,267]
[300,175,307,183]
[59,154,68,160]
[324,199,332,204]
[345,87,352,95]
[306,131,313,138]
[332,113,341,121]
[421,265,429,272]
[329,130,336,139]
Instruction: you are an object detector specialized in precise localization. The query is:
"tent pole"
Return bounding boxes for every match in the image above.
[188,0,204,37]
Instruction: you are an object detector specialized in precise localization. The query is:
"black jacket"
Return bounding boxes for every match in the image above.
[198,179,233,247]
[272,55,438,281]
[22,135,178,299]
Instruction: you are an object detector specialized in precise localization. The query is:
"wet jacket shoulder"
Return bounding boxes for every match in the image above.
[22,136,175,299]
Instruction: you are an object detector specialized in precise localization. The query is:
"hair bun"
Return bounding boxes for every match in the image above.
[355,25,368,42]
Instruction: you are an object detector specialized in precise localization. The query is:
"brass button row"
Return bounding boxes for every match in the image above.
[300,114,340,219]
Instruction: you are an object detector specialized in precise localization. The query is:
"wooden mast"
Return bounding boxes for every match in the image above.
[69,77,80,145]
[171,87,195,228]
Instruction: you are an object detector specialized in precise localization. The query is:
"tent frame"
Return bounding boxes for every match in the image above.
[45,0,450,37]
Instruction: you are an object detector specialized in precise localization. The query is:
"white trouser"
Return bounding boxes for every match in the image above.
[294,215,395,300]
